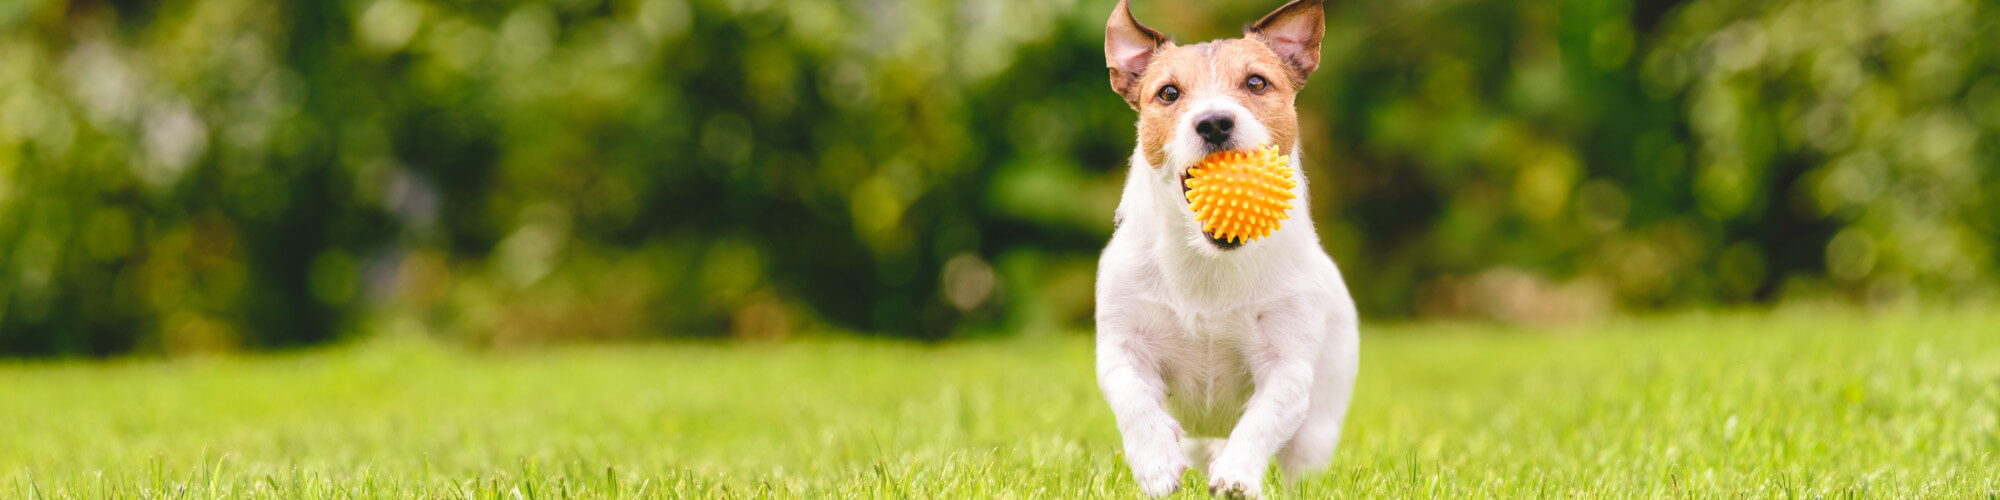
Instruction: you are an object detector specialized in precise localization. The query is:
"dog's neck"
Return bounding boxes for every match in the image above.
[1125,144,1320,307]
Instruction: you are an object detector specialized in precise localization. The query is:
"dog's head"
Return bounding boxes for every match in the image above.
[1107,0,1324,250]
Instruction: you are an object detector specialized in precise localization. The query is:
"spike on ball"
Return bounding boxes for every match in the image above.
[1184,144,1297,244]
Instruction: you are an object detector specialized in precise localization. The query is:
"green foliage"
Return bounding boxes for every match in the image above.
[1,0,1997,353]
[2,308,1997,496]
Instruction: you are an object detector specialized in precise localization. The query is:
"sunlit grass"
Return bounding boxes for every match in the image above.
[3,306,1997,497]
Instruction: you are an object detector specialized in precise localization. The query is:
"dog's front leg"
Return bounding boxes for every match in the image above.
[1098,332,1188,497]
[1208,304,1322,499]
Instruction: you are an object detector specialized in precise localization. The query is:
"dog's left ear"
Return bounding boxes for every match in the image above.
[1248,0,1325,86]
[1106,0,1169,109]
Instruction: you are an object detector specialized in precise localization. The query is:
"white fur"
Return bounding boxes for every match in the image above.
[1096,102,1360,498]
[1169,98,1271,170]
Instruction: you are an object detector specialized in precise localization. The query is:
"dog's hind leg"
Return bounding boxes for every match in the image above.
[1277,316,1359,479]
[1182,438,1226,474]
[1276,413,1341,479]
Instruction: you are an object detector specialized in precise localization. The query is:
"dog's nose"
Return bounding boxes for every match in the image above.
[1194,113,1234,146]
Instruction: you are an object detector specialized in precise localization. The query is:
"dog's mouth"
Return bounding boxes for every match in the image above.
[1181,169,1242,250]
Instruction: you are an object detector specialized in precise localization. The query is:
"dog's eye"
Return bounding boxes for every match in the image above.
[1156,85,1180,104]
[1246,75,1268,94]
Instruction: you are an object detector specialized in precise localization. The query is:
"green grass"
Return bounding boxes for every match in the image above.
[3,306,1998,498]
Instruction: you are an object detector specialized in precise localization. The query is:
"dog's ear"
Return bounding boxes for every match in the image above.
[1248,0,1325,86]
[1106,0,1168,109]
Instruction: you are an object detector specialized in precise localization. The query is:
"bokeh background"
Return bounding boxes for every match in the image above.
[1,0,1994,356]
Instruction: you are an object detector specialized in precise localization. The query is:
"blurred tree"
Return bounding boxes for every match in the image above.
[0,0,1994,356]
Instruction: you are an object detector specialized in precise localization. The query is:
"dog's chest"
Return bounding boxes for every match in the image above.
[1152,309,1260,437]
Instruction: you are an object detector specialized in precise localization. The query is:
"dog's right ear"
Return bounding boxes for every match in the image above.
[1106,0,1168,109]
[1249,0,1325,86]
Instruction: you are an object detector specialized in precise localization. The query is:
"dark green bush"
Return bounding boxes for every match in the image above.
[0,0,1993,355]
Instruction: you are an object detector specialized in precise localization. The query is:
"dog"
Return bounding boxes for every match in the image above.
[1094,0,1359,497]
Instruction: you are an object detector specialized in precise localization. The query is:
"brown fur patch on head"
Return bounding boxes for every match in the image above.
[1131,38,1303,168]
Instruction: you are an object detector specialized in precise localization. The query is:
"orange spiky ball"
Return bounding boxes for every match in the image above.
[1184,145,1297,244]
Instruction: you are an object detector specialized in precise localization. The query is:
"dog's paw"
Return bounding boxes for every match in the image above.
[1123,421,1189,497]
[1132,458,1188,497]
[1206,470,1262,499]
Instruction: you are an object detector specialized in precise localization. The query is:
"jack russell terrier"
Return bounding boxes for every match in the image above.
[1094,0,1359,497]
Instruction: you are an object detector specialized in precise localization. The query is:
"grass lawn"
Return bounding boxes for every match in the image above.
[3,306,1998,498]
